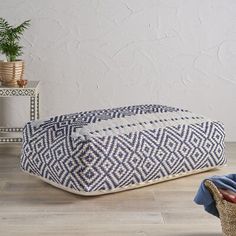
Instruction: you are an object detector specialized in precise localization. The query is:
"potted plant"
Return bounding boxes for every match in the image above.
[0,18,30,86]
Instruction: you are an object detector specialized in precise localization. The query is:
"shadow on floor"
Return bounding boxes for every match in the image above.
[181,233,222,236]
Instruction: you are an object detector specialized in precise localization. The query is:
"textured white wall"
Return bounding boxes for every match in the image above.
[0,0,236,141]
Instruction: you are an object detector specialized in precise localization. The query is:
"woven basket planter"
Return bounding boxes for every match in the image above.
[0,61,24,86]
[205,180,236,236]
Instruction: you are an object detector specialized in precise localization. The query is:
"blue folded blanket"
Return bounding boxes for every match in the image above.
[194,174,236,217]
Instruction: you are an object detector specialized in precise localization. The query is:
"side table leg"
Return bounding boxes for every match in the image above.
[30,96,36,121]
[36,93,40,119]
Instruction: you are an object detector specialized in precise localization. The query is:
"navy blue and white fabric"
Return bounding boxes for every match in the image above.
[21,104,226,195]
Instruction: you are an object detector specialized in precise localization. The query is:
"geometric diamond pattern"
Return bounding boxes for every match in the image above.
[20,104,226,195]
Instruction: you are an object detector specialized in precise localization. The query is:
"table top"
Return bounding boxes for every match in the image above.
[0,81,40,90]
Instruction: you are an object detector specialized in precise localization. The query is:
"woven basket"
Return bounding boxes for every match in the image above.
[0,61,24,86]
[205,180,236,236]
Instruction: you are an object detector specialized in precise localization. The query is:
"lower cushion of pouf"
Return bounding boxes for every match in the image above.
[21,104,226,196]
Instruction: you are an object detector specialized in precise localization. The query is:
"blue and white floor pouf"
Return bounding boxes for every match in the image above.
[21,104,226,196]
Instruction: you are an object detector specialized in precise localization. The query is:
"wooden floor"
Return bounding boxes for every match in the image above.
[0,143,235,236]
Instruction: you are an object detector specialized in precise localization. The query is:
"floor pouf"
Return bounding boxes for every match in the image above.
[21,104,226,196]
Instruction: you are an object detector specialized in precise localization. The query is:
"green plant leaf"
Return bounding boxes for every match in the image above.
[0,17,11,31]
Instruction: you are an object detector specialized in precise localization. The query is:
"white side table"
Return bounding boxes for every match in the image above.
[0,81,40,143]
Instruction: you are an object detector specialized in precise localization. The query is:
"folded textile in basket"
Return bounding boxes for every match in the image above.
[194,174,236,217]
